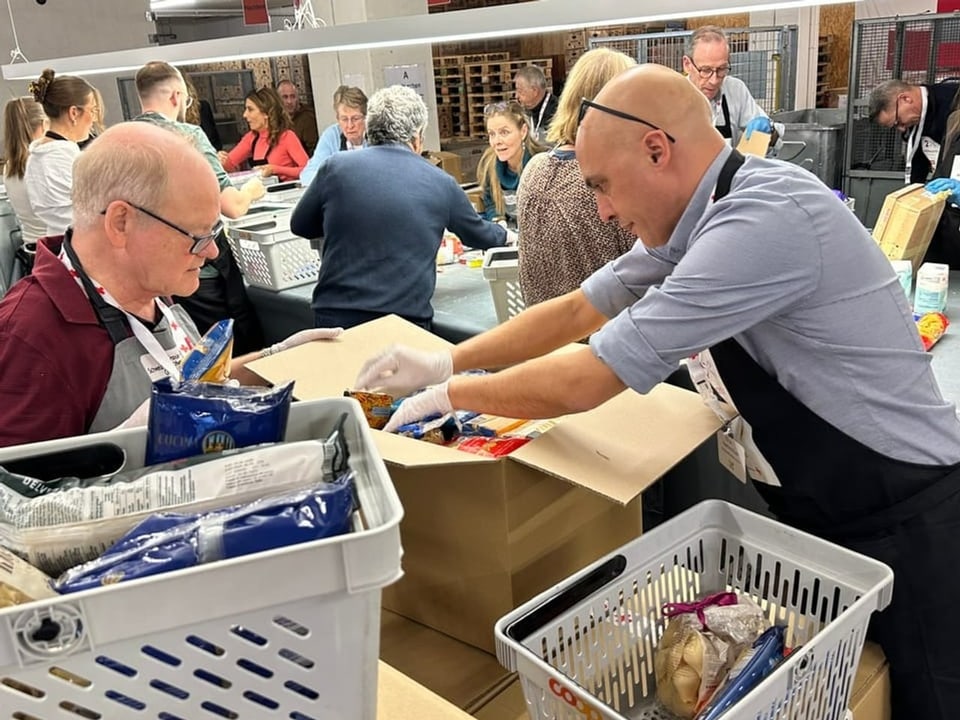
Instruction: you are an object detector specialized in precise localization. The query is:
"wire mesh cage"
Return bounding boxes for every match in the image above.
[846,13,960,176]
[588,26,798,114]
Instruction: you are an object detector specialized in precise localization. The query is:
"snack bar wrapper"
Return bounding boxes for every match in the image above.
[654,592,769,718]
[146,379,294,465]
[55,473,356,593]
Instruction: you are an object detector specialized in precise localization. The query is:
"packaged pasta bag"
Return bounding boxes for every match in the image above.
[654,592,768,718]
[180,318,235,383]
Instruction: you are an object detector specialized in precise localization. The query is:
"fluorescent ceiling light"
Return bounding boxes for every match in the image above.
[3,0,861,80]
[150,0,197,8]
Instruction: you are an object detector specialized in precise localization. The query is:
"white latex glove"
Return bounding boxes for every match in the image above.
[113,398,150,430]
[505,229,518,246]
[355,344,453,396]
[260,327,344,358]
[383,382,453,433]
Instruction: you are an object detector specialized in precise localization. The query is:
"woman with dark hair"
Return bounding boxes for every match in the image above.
[24,68,98,235]
[218,87,308,181]
[2,97,46,245]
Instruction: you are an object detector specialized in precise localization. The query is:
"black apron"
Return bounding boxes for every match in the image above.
[716,95,732,140]
[250,133,272,168]
[708,151,960,720]
[925,123,960,268]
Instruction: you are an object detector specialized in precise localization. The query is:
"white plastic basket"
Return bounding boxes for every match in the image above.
[482,246,525,323]
[226,213,320,292]
[495,500,893,720]
[0,397,403,720]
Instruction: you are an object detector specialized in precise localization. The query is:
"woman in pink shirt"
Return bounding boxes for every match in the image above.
[218,87,308,181]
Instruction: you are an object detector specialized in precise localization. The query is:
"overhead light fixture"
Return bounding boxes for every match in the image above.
[2,0,861,80]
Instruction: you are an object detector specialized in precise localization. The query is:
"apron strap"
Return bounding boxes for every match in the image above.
[718,95,733,139]
[715,149,745,200]
[61,234,130,345]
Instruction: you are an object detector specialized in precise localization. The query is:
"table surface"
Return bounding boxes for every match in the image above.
[929,272,960,402]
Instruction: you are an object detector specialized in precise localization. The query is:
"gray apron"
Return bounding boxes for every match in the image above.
[59,237,199,433]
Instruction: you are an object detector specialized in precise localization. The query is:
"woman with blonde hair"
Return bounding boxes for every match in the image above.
[516,48,638,307]
[24,68,98,236]
[219,86,308,181]
[476,100,545,229]
[2,97,47,246]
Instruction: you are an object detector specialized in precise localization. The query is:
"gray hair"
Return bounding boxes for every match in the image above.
[868,79,913,122]
[72,122,192,229]
[686,25,727,56]
[365,85,427,146]
[514,65,548,90]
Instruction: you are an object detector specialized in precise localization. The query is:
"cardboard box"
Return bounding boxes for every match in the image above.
[378,662,475,719]
[872,184,947,275]
[380,609,513,712]
[472,641,890,720]
[736,129,771,157]
[249,315,721,652]
[426,150,464,183]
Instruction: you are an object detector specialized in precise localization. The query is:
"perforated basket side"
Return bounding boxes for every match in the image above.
[235,236,320,291]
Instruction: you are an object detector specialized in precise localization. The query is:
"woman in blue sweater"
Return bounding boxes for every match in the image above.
[477,100,546,229]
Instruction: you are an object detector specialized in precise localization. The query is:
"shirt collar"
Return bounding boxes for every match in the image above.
[34,233,101,326]
[645,145,733,265]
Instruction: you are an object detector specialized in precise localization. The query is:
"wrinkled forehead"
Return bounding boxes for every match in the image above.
[690,38,729,65]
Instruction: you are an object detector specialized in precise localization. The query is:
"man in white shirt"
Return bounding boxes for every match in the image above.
[681,25,784,152]
[514,65,558,143]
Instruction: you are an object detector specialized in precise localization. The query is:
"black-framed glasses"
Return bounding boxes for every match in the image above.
[578,98,677,143]
[100,201,222,255]
[892,95,904,130]
[685,57,731,80]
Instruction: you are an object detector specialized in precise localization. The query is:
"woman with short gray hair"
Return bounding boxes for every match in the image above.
[365,85,427,147]
[291,84,510,330]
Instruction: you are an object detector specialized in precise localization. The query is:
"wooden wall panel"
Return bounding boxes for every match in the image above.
[819,3,856,94]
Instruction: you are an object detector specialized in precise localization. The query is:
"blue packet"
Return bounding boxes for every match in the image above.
[146,379,294,465]
[395,413,459,443]
[695,625,787,720]
[53,472,356,593]
[179,319,234,383]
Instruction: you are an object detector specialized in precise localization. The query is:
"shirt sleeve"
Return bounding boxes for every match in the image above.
[445,176,507,250]
[224,132,255,172]
[269,130,310,181]
[187,125,231,190]
[588,192,822,394]
[301,124,341,187]
[726,77,784,152]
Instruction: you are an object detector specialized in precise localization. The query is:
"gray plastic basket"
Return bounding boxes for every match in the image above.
[226,213,320,292]
[482,246,525,323]
[495,500,893,720]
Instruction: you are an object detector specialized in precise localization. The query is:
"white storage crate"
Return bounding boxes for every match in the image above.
[225,213,320,292]
[495,500,893,720]
[482,246,525,323]
[0,397,403,720]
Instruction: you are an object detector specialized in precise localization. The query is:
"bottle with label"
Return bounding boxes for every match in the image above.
[914,262,950,315]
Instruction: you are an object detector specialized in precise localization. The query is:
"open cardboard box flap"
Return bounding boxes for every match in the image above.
[250,314,722,504]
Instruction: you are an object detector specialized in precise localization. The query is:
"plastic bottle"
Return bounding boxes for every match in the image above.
[914,262,949,315]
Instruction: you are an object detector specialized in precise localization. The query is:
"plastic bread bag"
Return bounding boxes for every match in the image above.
[55,472,357,594]
[654,592,769,718]
[179,318,235,383]
[0,546,58,607]
[145,378,294,465]
[0,415,352,576]
[695,625,787,720]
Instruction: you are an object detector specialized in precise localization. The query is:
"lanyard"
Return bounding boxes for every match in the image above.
[57,248,192,382]
[533,93,551,134]
[904,86,929,183]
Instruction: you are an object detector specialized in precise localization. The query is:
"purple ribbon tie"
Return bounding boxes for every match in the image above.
[662,591,739,630]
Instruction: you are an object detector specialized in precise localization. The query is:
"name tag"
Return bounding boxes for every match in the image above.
[140,349,181,382]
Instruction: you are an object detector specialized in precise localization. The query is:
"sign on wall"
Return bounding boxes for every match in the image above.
[383,64,426,100]
[243,0,270,26]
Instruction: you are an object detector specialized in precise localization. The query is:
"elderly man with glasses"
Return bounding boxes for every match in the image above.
[681,25,783,153]
[0,122,340,447]
[358,67,960,720]
[869,78,960,266]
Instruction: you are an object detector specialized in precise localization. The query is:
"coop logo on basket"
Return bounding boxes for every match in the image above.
[202,430,235,454]
[549,677,602,720]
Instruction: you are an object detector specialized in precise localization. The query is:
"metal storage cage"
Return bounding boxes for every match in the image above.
[844,13,960,228]
[589,26,799,114]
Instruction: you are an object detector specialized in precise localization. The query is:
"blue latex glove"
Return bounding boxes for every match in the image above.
[743,115,772,140]
[926,178,960,205]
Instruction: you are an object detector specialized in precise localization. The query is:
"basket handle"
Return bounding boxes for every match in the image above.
[503,554,627,642]
[1,443,126,481]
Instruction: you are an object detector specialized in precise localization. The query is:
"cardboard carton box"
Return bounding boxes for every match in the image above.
[249,315,721,652]
[426,150,464,183]
[378,662,476,719]
[736,129,771,157]
[872,184,947,275]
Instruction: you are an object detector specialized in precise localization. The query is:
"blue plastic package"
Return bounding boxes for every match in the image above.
[146,379,294,465]
[695,625,787,720]
[53,472,356,593]
[179,319,234,383]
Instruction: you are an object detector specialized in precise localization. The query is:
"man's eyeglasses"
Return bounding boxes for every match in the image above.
[101,201,222,255]
[578,98,677,143]
[686,57,731,80]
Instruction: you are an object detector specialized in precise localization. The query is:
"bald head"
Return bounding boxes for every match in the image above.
[576,64,726,248]
[73,121,218,230]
